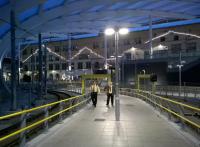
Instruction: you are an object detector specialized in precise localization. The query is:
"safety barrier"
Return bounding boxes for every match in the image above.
[138,85,200,99]
[0,94,90,146]
[120,88,200,132]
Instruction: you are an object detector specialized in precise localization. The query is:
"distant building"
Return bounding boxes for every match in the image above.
[21,23,200,83]
[22,47,105,81]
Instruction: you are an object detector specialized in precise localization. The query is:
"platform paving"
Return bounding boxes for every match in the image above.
[27,94,197,147]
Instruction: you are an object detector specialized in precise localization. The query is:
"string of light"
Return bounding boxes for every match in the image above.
[145,30,200,44]
[22,47,67,63]
[46,47,66,61]
[22,46,104,63]
[22,49,39,63]
[71,46,104,60]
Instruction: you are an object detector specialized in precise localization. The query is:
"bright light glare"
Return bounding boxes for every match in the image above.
[104,64,108,69]
[105,28,115,35]
[52,70,56,73]
[119,28,129,35]
[158,44,163,49]
[69,65,72,71]
[131,47,136,52]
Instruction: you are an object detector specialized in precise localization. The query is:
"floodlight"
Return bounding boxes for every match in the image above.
[105,28,115,36]
[69,65,72,71]
[131,47,136,52]
[119,28,129,35]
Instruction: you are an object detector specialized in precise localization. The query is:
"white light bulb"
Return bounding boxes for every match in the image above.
[119,28,129,35]
[105,28,115,36]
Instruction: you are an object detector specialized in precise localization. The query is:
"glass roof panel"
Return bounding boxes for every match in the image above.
[43,0,65,11]
[18,6,39,22]
[159,2,184,11]
[108,2,128,10]
[0,23,10,38]
[0,0,9,7]
[142,1,171,10]
[88,5,104,12]
[126,1,153,9]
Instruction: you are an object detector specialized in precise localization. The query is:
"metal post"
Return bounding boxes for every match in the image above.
[68,33,72,72]
[104,35,108,69]
[59,102,63,122]
[44,44,47,95]
[18,43,21,85]
[10,10,17,110]
[38,33,43,99]
[81,78,85,94]
[183,82,186,101]
[34,53,36,86]
[20,113,27,147]
[122,59,124,86]
[149,15,153,59]
[31,48,34,100]
[179,52,182,97]
[115,32,120,121]
[29,55,32,108]
[44,107,49,131]
[0,61,3,86]
[134,54,137,89]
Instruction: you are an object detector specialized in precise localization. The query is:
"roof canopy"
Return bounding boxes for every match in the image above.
[0,0,200,60]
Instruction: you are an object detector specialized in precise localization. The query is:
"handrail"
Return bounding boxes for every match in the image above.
[137,89,200,112]
[120,88,200,129]
[0,97,89,142]
[120,88,200,112]
[0,94,84,120]
[135,93,200,129]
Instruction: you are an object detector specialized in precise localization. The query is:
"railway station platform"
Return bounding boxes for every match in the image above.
[27,94,197,147]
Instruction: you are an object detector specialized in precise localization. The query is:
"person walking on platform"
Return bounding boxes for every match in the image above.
[90,81,100,107]
[104,82,114,107]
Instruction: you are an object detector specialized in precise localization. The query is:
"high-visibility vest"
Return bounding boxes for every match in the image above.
[91,84,100,93]
[108,85,112,94]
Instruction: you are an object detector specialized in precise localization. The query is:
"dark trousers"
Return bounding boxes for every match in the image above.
[106,93,114,106]
[91,92,97,107]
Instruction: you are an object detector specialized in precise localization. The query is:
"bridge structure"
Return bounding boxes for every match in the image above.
[0,86,199,147]
[0,0,200,147]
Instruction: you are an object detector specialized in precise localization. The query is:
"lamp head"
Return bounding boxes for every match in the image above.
[105,28,115,36]
[119,28,129,35]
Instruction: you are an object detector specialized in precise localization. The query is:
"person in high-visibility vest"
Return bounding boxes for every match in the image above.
[104,82,114,107]
[90,81,100,107]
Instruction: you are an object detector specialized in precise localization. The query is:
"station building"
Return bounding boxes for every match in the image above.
[20,23,200,84]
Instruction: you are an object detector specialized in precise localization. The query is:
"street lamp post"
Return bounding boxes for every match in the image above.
[131,47,137,88]
[115,31,120,121]
[105,27,129,121]
[177,52,184,97]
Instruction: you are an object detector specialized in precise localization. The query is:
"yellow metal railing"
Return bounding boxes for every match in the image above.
[136,93,200,129]
[0,95,82,120]
[0,94,90,144]
[138,89,200,112]
[120,88,200,129]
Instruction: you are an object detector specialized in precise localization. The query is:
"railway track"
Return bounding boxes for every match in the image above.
[0,90,78,147]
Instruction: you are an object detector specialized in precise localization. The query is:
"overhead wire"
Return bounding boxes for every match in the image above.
[0,17,37,39]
